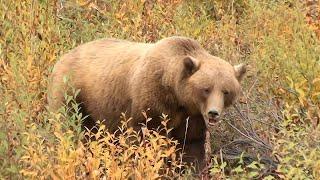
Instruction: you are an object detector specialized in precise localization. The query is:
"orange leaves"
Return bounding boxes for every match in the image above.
[19,112,184,179]
[80,118,183,179]
[305,0,320,38]
[2,0,320,179]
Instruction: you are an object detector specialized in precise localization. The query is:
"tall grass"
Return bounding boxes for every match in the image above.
[1,0,319,179]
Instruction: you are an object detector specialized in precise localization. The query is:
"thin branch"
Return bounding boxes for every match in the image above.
[225,120,272,150]
[179,117,189,175]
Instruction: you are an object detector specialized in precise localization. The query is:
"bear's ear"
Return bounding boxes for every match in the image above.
[183,56,199,76]
[234,63,246,81]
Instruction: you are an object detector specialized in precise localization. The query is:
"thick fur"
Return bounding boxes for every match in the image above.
[48,36,246,171]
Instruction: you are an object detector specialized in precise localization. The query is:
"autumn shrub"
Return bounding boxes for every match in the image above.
[244,1,320,179]
[215,1,320,179]
[1,0,320,179]
[19,89,188,179]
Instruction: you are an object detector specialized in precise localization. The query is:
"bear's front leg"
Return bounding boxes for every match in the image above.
[166,112,186,138]
[170,115,208,173]
[179,139,206,173]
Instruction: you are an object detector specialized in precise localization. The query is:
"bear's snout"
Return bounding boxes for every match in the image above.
[208,109,219,119]
[206,109,220,126]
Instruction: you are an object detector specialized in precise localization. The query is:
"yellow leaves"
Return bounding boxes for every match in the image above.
[163,146,176,157]
[19,111,183,179]
[296,87,307,106]
[85,156,100,178]
[312,92,320,100]
[312,78,320,85]
[5,0,319,179]
[19,169,38,178]
[283,74,320,125]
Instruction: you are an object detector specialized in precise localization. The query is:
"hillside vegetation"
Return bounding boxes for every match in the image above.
[1,0,320,179]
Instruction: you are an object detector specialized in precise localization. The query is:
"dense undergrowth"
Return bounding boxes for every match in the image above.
[1,0,320,179]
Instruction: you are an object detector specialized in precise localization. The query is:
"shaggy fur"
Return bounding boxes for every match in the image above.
[48,36,246,171]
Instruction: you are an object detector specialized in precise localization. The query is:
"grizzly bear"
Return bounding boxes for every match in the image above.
[48,36,246,171]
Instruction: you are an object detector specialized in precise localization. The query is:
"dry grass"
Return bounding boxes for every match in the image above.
[1,0,320,179]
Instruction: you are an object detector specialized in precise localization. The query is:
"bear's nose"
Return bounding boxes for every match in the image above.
[208,110,219,119]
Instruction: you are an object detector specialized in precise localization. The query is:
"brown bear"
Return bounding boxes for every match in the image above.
[48,36,246,171]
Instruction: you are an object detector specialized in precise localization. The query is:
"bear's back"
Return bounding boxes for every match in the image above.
[48,38,152,123]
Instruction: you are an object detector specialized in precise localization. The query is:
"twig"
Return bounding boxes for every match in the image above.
[201,127,212,179]
[246,76,259,98]
[181,117,189,157]
[225,120,272,150]
[252,117,280,130]
[233,104,254,135]
[179,117,189,176]
[233,103,274,148]
[220,149,225,176]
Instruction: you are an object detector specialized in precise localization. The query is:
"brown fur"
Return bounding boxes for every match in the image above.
[48,36,246,171]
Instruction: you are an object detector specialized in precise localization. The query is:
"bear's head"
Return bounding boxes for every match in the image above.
[176,55,246,126]
[154,37,246,127]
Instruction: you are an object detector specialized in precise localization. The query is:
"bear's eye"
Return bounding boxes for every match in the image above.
[203,88,211,95]
[222,90,229,95]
